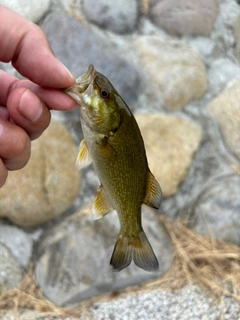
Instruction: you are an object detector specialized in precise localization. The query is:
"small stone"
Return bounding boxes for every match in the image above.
[149,0,218,37]
[190,175,240,245]
[0,243,24,294]
[82,0,139,34]
[1,0,51,23]
[136,114,202,197]
[41,12,142,105]
[0,121,80,227]
[35,204,173,306]
[209,79,240,161]
[134,36,207,110]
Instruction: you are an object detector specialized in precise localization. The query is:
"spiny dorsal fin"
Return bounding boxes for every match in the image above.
[92,185,113,220]
[144,171,162,209]
[76,139,92,169]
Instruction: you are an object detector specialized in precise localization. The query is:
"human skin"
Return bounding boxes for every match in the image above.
[0,5,76,187]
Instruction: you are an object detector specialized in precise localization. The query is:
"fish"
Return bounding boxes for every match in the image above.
[65,65,162,272]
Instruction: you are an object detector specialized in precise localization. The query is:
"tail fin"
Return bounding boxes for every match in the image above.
[110,231,159,272]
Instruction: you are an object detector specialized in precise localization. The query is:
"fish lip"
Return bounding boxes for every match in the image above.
[76,64,94,84]
[64,64,95,104]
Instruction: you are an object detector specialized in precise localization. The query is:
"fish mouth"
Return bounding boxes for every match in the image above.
[64,64,95,104]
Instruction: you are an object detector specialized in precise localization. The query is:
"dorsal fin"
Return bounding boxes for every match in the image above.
[92,185,114,220]
[144,171,162,209]
[76,139,92,169]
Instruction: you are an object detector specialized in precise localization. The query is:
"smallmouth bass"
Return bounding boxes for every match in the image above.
[65,65,162,272]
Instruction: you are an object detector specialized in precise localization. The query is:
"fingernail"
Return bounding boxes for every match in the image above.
[57,59,75,80]
[18,89,43,122]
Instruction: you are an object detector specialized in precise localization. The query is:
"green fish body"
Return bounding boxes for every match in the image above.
[65,65,162,272]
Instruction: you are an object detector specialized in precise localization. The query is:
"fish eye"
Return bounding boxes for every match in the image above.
[100,89,110,99]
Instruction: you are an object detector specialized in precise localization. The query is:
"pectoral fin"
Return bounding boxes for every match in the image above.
[76,139,92,169]
[92,185,113,220]
[144,171,162,209]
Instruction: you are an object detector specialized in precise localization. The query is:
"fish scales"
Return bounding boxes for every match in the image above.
[82,108,146,233]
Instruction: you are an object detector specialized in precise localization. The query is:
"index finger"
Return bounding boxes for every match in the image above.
[0,5,75,88]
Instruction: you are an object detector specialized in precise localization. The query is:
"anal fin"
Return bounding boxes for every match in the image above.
[144,171,162,209]
[76,139,92,169]
[92,185,113,220]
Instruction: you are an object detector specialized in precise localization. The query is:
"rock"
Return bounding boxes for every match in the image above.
[82,0,139,34]
[190,174,240,245]
[220,0,240,26]
[0,243,24,294]
[211,1,240,61]
[35,204,173,306]
[78,285,240,320]
[233,14,240,62]
[0,222,42,269]
[149,0,218,37]
[136,114,202,197]
[209,79,240,161]
[165,111,234,221]
[134,36,207,110]
[0,121,80,227]
[189,37,214,59]
[41,12,142,106]
[1,0,51,22]
[207,59,240,98]
[148,0,161,8]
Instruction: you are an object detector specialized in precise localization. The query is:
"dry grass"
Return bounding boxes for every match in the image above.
[150,214,240,302]
[1,214,240,318]
[0,264,80,319]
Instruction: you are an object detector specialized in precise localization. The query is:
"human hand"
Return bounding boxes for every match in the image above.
[0,5,76,187]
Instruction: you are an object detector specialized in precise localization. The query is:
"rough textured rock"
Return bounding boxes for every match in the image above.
[149,0,218,37]
[136,114,202,198]
[134,36,207,110]
[1,0,51,22]
[209,79,240,161]
[0,243,24,295]
[78,285,240,320]
[82,0,139,34]
[0,121,80,227]
[41,11,142,106]
[35,204,173,306]
[190,174,240,245]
